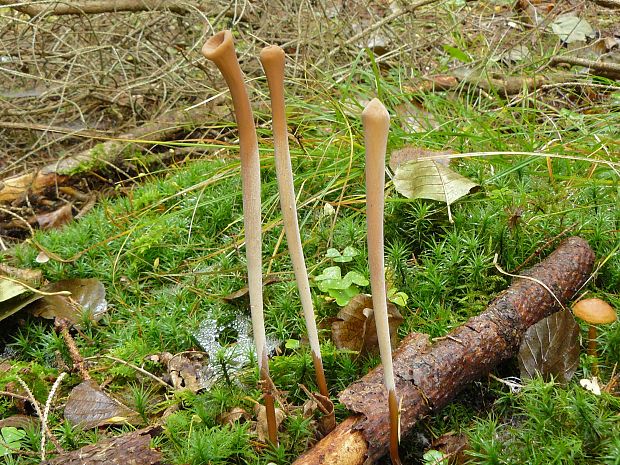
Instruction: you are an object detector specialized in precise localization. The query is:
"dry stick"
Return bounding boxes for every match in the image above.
[293,237,594,465]
[201,30,277,445]
[0,0,202,16]
[259,45,329,399]
[0,106,209,204]
[550,56,620,79]
[56,318,91,381]
[362,99,401,465]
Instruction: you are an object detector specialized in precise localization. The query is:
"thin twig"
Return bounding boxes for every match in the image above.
[85,354,171,389]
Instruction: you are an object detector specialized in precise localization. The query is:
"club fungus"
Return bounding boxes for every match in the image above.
[259,45,329,398]
[202,30,277,444]
[573,297,617,373]
[362,98,401,465]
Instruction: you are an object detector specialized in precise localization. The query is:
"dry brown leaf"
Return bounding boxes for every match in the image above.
[431,432,470,464]
[331,294,403,355]
[0,414,39,429]
[64,380,139,429]
[389,147,453,172]
[517,308,580,385]
[41,427,162,465]
[218,407,251,426]
[31,278,107,325]
[254,403,285,442]
[36,203,73,230]
[159,351,209,392]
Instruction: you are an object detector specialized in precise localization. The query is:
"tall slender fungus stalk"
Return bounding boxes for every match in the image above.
[202,30,277,445]
[259,45,329,398]
[362,98,401,465]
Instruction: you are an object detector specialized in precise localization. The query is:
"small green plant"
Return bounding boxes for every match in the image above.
[314,264,368,306]
[0,427,26,457]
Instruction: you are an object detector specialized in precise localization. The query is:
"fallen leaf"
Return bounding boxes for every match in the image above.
[64,380,139,429]
[394,102,439,133]
[0,415,38,430]
[550,14,596,44]
[31,278,107,325]
[218,407,251,426]
[254,403,285,442]
[159,351,209,392]
[40,427,162,465]
[36,204,73,230]
[331,294,403,355]
[393,156,479,221]
[389,147,453,172]
[0,267,45,322]
[517,308,580,385]
[431,432,469,464]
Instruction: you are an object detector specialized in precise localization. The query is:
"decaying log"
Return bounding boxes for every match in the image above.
[0,106,211,204]
[294,237,594,465]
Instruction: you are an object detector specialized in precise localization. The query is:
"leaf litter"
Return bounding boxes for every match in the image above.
[517,308,580,385]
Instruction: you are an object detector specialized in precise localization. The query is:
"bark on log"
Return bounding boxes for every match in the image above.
[294,236,594,465]
[41,426,161,464]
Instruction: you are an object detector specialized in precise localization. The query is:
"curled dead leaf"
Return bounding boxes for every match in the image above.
[159,351,209,392]
[36,203,73,230]
[253,403,285,442]
[218,407,251,426]
[517,308,580,385]
[31,278,107,325]
[331,294,403,355]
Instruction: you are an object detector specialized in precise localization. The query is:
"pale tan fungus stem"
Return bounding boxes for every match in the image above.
[202,30,277,445]
[259,45,329,398]
[362,98,401,465]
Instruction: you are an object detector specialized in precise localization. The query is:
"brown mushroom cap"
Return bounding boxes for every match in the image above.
[573,298,617,324]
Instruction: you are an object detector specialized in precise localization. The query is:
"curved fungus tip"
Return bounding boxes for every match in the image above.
[202,30,233,60]
[260,45,285,65]
[573,298,617,325]
[362,98,389,123]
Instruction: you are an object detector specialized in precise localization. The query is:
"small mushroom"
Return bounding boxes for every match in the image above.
[573,297,617,373]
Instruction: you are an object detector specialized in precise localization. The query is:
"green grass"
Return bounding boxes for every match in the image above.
[1,62,619,464]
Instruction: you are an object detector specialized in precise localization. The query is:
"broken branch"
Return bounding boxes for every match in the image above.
[293,237,594,464]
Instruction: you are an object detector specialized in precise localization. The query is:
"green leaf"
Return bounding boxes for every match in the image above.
[329,286,360,306]
[325,248,341,259]
[285,339,300,350]
[0,427,26,456]
[344,271,369,287]
[442,44,471,63]
[388,290,408,307]
[314,266,342,282]
[423,449,448,464]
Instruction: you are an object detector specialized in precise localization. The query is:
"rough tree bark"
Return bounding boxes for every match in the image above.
[294,236,595,465]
